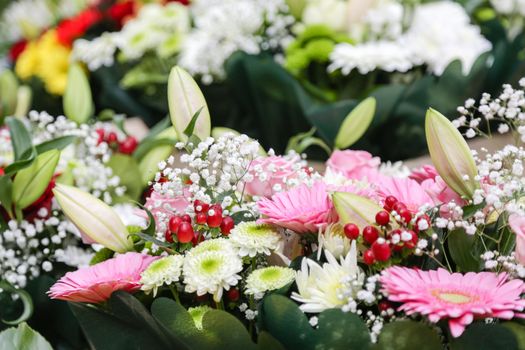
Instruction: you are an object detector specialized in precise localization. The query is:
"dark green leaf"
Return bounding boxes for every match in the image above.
[89,248,115,265]
[131,232,172,248]
[447,229,482,272]
[132,137,177,161]
[35,136,77,154]
[450,323,519,350]
[374,321,442,350]
[0,176,13,217]
[183,106,205,138]
[0,282,33,326]
[502,323,525,350]
[6,117,33,162]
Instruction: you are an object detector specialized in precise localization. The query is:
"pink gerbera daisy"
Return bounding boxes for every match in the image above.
[48,253,158,303]
[257,182,336,234]
[377,177,434,212]
[380,267,525,337]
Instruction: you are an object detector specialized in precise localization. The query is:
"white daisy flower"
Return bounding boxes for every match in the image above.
[317,224,351,260]
[183,249,243,302]
[140,255,184,296]
[228,222,282,258]
[185,238,235,257]
[291,241,365,313]
[245,266,295,296]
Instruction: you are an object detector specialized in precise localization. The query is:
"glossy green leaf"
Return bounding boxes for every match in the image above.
[286,128,331,155]
[335,97,376,149]
[450,323,519,350]
[12,149,60,210]
[503,323,525,350]
[375,321,442,350]
[6,117,33,162]
[332,192,385,230]
[63,63,94,124]
[447,229,482,272]
[0,176,13,217]
[0,323,52,350]
[0,70,19,121]
[168,66,211,141]
[35,135,77,154]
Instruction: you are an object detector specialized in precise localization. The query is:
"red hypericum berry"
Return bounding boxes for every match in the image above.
[227,288,240,301]
[372,240,391,262]
[95,129,105,144]
[196,212,207,225]
[375,210,390,226]
[118,136,138,154]
[398,208,412,224]
[384,196,398,211]
[414,215,431,233]
[192,232,205,246]
[378,300,392,312]
[181,214,192,223]
[107,131,118,144]
[211,203,223,214]
[392,202,407,213]
[404,230,418,249]
[363,226,379,244]
[194,200,209,213]
[363,250,375,265]
[207,209,223,228]
[169,216,182,233]
[164,230,174,243]
[177,222,194,243]
[220,216,235,235]
[343,223,360,240]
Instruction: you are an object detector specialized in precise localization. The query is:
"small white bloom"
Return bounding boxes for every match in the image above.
[229,222,282,258]
[140,255,184,296]
[245,266,295,296]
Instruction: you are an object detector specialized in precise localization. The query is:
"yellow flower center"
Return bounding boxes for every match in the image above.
[432,290,475,304]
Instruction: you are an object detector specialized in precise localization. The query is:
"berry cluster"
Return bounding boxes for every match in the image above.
[164,200,235,246]
[95,128,138,155]
[343,196,430,266]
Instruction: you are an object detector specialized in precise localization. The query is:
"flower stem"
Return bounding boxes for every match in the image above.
[169,285,181,304]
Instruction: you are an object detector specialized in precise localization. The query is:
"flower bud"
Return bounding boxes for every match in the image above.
[332,192,384,230]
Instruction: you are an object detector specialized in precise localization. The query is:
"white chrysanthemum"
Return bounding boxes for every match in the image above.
[317,224,351,260]
[183,249,243,302]
[291,242,365,313]
[229,222,282,258]
[186,238,235,257]
[140,255,184,296]
[245,266,295,296]
[406,2,492,75]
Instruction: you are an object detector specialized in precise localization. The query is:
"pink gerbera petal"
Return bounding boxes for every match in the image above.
[380,267,525,337]
[48,252,158,303]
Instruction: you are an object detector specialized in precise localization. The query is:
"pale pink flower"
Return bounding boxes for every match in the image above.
[377,177,434,212]
[137,189,191,230]
[48,253,158,303]
[508,214,525,266]
[410,165,439,183]
[381,267,525,337]
[245,155,302,198]
[258,182,336,234]
[326,150,380,181]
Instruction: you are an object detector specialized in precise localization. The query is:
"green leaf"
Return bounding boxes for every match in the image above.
[183,106,205,138]
[259,295,371,350]
[35,135,77,154]
[69,292,176,350]
[12,149,60,210]
[0,323,52,350]
[200,310,257,350]
[89,248,115,265]
[503,323,525,350]
[450,323,519,350]
[335,97,376,149]
[168,66,211,141]
[447,229,482,272]
[133,137,176,161]
[0,176,13,217]
[332,192,385,230]
[107,154,142,202]
[0,282,33,326]
[0,70,19,122]
[286,128,331,155]
[138,128,176,186]
[151,298,201,345]
[131,232,172,248]
[63,63,94,124]
[374,321,442,350]
[6,117,33,162]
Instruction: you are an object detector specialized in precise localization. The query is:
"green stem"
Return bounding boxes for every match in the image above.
[169,285,181,304]
[215,299,224,310]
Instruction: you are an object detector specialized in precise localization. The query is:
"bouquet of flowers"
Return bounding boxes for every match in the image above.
[38,67,525,349]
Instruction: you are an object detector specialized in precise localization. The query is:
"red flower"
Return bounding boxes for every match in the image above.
[8,40,28,62]
[57,8,103,46]
[167,0,190,5]
[107,1,136,27]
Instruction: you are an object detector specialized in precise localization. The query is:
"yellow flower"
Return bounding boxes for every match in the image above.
[15,30,72,95]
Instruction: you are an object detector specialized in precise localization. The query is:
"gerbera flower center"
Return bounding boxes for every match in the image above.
[432,289,474,304]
